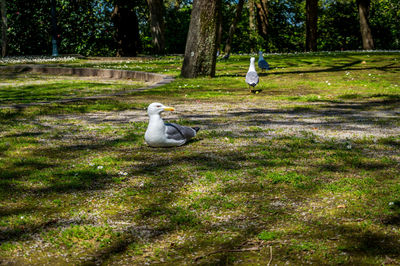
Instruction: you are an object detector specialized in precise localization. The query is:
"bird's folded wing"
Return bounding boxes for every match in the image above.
[165,123,196,141]
[258,60,269,69]
[246,71,259,85]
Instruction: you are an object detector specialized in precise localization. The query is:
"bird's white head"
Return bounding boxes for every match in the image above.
[250,57,255,63]
[147,102,175,116]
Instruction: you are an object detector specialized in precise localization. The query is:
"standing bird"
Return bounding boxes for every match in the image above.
[245,57,261,94]
[258,51,269,71]
[145,103,200,147]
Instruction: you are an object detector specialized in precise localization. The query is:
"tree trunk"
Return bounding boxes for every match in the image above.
[255,0,268,40]
[224,0,244,56]
[181,0,221,78]
[147,0,165,54]
[306,0,318,51]
[1,0,6,57]
[357,0,374,50]
[249,0,256,32]
[111,0,141,57]
[248,0,257,52]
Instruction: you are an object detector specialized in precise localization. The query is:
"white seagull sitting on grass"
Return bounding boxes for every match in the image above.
[245,57,261,94]
[145,103,200,147]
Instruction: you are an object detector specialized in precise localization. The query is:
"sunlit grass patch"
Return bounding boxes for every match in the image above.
[43,224,119,250]
[0,76,146,104]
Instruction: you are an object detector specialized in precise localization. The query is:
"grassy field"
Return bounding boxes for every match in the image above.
[0,52,399,265]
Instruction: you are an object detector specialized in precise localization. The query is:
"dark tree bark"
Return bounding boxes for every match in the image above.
[357,0,374,50]
[181,0,221,78]
[248,0,257,52]
[147,0,165,54]
[249,0,255,32]
[224,0,244,56]
[306,0,318,51]
[1,0,6,57]
[255,0,268,40]
[111,0,141,57]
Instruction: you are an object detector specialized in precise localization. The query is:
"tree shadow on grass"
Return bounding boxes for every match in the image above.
[83,137,398,263]
[217,60,399,79]
[0,97,399,264]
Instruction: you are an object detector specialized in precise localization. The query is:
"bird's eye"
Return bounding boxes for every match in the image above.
[156,105,162,108]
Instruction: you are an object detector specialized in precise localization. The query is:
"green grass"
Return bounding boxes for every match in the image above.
[0,73,146,104]
[0,52,399,265]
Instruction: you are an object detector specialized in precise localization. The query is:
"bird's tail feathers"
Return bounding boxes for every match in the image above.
[192,127,200,133]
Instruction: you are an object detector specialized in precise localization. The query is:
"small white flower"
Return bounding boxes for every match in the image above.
[389,202,394,206]
[368,73,372,76]
[20,216,24,219]
[97,166,103,169]
[346,144,352,149]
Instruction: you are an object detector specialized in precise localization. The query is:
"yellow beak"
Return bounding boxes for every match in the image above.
[164,106,175,111]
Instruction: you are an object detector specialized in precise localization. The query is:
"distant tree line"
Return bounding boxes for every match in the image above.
[0,0,399,58]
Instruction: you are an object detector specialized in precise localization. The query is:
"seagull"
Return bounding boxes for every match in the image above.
[144,103,199,147]
[245,57,261,94]
[258,51,269,71]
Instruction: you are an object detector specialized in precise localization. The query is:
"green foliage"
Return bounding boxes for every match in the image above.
[6,0,116,56]
[164,5,192,54]
[319,0,361,50]
[6,1,52,55]
[3,0,400,56]
[56,0,116,56]
[370,0,400,49]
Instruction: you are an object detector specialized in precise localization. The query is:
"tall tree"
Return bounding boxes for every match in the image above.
[111,0,141,56]
[1,0,6,57]
[224,0,244,56]
[249,0,256,31]
[248,0,257,52]
[255,0,268,40]
[306,0,318,51]
[147,0,165,54]
[357,0,374,50]
[181,0,221,78]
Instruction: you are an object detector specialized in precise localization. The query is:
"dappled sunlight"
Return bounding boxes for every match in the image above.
[0,52,399,264]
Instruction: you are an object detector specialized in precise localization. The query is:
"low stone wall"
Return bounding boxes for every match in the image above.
[1,64,170,83]
[0,64,174,109]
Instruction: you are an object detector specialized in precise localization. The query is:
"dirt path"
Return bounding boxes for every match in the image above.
[49,99,400,142]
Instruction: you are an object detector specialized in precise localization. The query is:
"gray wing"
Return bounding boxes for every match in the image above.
[258,60,269,70]
[245,71,259,87]
[165,123,196,141]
